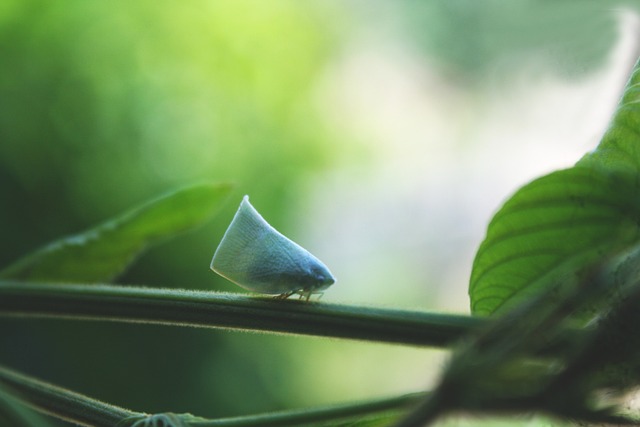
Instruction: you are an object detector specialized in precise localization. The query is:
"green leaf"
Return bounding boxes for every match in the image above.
[577,62,640,174]
[469,57,640,316]
[0,183,233,283]
[470,167,640,315]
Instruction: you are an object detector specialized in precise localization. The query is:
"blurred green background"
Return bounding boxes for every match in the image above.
[0,1,638,425]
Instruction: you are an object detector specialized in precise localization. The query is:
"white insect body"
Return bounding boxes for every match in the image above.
[211,196,335,299]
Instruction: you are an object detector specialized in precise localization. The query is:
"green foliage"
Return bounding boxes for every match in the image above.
[0,183,232,283]
[578,61,640,173]
[0,179,443,426]
[469,167,640,315]
[469,58,640,316]
[4,2,640,426]
[0,0,338,223]
[398,267,640,426]
[0,1,345,421]
[452,43,640,427]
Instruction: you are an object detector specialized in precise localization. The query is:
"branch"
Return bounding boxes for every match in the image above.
[0,364,137,427]
[189,392,424,426]
[0,363,424,427]
[0,281,481,348]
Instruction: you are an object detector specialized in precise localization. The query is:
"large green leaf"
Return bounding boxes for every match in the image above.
[470,167,640,315]
[469,58,640,316]
[0,183,232,283]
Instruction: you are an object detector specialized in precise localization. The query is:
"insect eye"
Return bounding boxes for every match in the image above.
[310,265,335,287]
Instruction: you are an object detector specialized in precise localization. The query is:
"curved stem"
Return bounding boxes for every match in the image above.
[0,281,481,348]
[0,362,425,427]
[191,392,425,426]
[0,364,138,427]
[0,384,55,427]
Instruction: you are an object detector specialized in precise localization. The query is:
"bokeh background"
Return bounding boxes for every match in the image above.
[2,1,640,425]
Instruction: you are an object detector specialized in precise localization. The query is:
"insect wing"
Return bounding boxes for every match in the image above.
[211,195,335,295]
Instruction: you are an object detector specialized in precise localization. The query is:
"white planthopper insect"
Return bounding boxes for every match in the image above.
[210,195,335,300]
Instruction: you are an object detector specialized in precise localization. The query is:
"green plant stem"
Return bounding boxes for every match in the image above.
[191,392,425,426]
[0,383,55,427]
[0,281,482,348]
[0,364,138,427]
[0,362,425,427]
